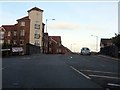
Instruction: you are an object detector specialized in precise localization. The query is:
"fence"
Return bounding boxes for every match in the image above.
[100,45,120,58]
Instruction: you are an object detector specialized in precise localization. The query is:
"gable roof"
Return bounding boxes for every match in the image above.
[101,38,112,44]
[1,25,17,31]
[17,16,29,21]
[27,7,43,12]
[49,36,61,43]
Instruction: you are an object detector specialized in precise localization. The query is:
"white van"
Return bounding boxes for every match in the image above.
[80,47,91,55]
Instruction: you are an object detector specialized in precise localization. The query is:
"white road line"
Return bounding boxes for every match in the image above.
[107,83,120,87]
[80,69,119,74]
[70,66,91,80]
[89,74,120,80]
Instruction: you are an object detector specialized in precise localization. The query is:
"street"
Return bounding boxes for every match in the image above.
[2,54,120,89]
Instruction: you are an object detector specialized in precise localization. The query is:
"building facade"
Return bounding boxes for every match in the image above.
[1,7,44,55]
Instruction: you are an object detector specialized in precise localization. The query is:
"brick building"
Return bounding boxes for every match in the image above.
[0,7,72,56]
[0,7,44,55]
[48,36,72,54]
[43,33,49,54]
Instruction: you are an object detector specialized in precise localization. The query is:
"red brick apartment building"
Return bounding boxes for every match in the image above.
[0,7,72,55]
[0,7,44,55]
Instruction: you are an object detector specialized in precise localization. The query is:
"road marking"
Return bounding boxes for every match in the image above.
[70,66,91,80]
[107,83,120,87]
[89,74,120,80]
[80,69,119,74]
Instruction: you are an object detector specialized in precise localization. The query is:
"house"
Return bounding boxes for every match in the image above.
[1,7,44,55]
[100,38,118,57]
[48,36,62,54]
[100,38,113,48]
[48,36,72,54]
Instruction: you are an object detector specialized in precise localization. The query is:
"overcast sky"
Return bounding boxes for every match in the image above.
[0,0,118,52]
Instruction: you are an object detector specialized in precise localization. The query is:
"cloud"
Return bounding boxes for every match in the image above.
[48,22,80,30]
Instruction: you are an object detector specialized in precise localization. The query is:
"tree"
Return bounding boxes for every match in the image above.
[112,33,120,46]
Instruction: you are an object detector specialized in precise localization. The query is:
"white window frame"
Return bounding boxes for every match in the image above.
[8,31,11,36]
[7,40,10,44]
[49,48,51,52]
[20,30,25,36]
[0,40,4,44]
[20,21,25,26]
[13,40,17,45]
[13,31,17,36]
[0,31,5,39]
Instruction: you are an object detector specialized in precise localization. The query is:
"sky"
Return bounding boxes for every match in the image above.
[0,0,118,52]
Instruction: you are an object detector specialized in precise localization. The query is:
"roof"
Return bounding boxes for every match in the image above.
[49,36,61,43]
[17,16,29,21]
[100,38,112,45]
[1,25,17,31]
[27,7,43,12]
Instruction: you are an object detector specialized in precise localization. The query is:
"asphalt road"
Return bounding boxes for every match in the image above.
[2,54,120,89]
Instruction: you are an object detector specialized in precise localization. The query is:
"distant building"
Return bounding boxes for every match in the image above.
[0,7,44,55]
[48,36,62,54]
[100,38,113,48]
[43,33,49,54]
[48,36,72,54]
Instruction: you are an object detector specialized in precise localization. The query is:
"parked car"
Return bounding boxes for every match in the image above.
[80,47,91,55]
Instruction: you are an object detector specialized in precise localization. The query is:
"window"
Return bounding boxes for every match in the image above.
[34,40,39,46]
[56,49,58,53]
[20,40,24,45]
[20,30,25,36]
[13,31,17,36]
[49,41,52,45]
[20,21,25,26]
[8,31,11,36]
[35,30,38,34]
[59,49,61,53]
[35,24,40,29]
[49,48,51,52]
[0,31,5,39]
[0,40,4,44]
[8,40,10,44]
[13,40,17,45]
[34,34,40,39]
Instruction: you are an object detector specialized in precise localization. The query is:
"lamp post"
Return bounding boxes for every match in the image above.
[91,35,98,52]
[46,19,55,33]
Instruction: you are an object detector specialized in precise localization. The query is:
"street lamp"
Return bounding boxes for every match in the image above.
[91,35,98,52]
[46,19,55,33]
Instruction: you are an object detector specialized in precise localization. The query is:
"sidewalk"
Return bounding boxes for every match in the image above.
[97,54,120,61]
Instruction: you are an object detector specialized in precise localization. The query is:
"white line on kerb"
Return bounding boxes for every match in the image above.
[89,74,120,80]
[107,83,120,87]
[70,66,91,80]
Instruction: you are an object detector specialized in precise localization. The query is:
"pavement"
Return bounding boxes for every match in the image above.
[97,54,120,61]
